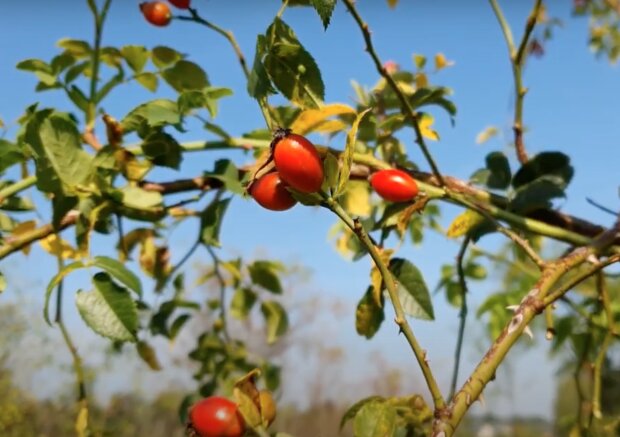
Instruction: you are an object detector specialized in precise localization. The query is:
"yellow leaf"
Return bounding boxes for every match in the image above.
[475,126,499,144]
[11,220,36,255]
[434,53,454,71]
[418,113,439,141]
[39,234,80,260]
[75,402,88,437]
[395,80,416,95]
[446,209,485,238]
[370,248,393,306]
[290,103,356,136]
[313,119,347,134]
[415,73,429,89]
[344,181,371,217]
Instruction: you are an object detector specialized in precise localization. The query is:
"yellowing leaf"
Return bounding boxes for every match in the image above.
[314,119,347,134]
[370,248,393,306]
[475,126,499,144]
[11,220,36,255]
[415,73,429,88]
[75,402,88,437]
[418,113,439,141]
[344,181,371,217]
[39,234,81,260]
[446,209,485,238]
[395,80,416,95]
[434,53,454,71]
[290,103,356,136]
[337,108,372,196]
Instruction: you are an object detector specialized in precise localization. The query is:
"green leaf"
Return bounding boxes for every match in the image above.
[57,38,91,57]
[510,176,566,213]
[203,87,233,118]
[389,258,434,320]
[263,18,325,108]
[247,35,275,99]
[151,46,182,68]
[336,108,371,196]
[353,401,397,437]
[95,69,124,103]
[203,159,244,195]
[121,99,181,134]
[323,152,339,193]
[200,198,231,247]
[170,314,191,339]
[0,271,5,294]
[230,287,258,320]
[121,45,149,73]
[25,111,93,195]
[0,139,24,173]
[0,196,34,212]
[355,286,384,339]
[512,151,573,189]
[140,131,182,169]
[485,151,511,189]
[92,256,143,297]
[410,86,457,118]
[67,85,90,112]
[261,300,288,344]
[310,0,336,29]
[44,261,86,324]
[65,61,89,84]
[137,340,162,370]
[17,59,56,85]
[340,396,385,430]
[119,186,163,210]
[249,261,283,294]
[75,272,138,342]
[135,72,158,92]
[162,60,209,92]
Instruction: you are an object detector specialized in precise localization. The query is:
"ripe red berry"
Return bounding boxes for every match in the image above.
[139,2,172,27]
[370,169,419,202]
[272,130,324,194]
[249,172,297,211]
[169,0,191,9]
[189,396,246,437]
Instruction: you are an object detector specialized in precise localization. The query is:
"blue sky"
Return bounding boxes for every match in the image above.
[2,0,620,421]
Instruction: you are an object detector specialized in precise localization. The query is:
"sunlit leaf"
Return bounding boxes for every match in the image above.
[336,108,372,196]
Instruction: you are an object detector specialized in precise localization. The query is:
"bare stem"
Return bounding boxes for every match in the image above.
[489,0,543,164]
[325,196,446,410]
[177,9,275,130]
[206,244,231,343]
[592,271,615,419]
[450,235,471,399]
[87,0,112,127]
[341,0,446,185]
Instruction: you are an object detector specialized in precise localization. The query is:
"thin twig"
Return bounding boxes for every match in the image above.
[206,244,231,343]
[587,197,619,217]
[325,196,446,410]
[489,0,543,164]
[341,0,446,185]
[496,227,546,269]
[592,271,616,419]
[177,9,275,130]
[87,0,112,127]
[450,235,471,399]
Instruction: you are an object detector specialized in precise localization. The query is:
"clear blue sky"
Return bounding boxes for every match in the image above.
[2,0,620,420]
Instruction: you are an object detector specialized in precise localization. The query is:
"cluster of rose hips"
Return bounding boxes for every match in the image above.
[139,0,190,27]
[187,392,275,437]
[249,129,420,211]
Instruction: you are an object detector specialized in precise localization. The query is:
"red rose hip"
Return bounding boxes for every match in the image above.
[370,169,419,202]
[272,130,324,194]
[169,0,191,9]
[189,396,246,437]
[140,2,172,27]
[249,172,297,211]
